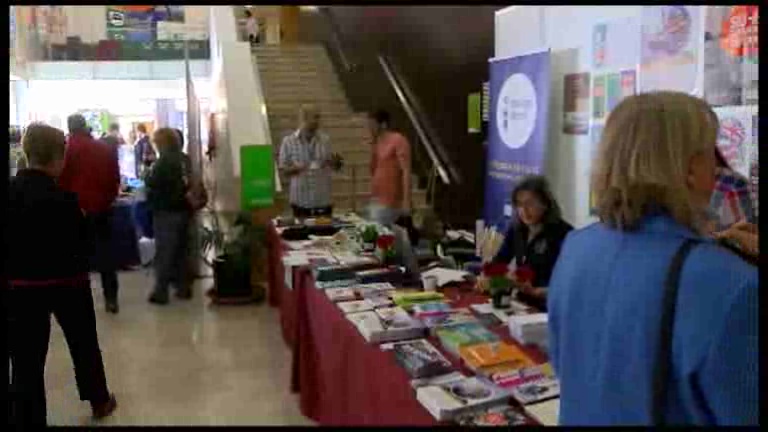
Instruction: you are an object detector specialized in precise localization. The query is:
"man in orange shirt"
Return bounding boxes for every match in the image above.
[367,109,411,226]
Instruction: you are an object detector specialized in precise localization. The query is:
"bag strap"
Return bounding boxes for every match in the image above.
[651,238,700,425]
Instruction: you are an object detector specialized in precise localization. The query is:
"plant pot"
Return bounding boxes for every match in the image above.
[213,253,252,298]
[489,277,512,309]
[362,241,375,252]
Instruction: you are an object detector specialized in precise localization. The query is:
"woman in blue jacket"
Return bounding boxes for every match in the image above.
[548,92,757,426]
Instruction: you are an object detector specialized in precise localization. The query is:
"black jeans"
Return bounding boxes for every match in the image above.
[85,210,119,303]
[8,284,111,428]
[291,205,333,218]
[153,210,191,298]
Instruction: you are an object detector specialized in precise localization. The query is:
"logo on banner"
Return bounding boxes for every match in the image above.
[496,73,538,150]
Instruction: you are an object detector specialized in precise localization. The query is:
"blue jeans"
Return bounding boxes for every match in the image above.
[152,211,190,298]
[368,203,403,227]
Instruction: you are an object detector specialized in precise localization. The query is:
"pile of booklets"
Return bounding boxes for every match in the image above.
[415,376,513,421]
[392,291,446,310]
[508,313,549,350]
[346,306,425,343]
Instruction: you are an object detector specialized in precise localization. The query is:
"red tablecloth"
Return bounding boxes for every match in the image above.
[266,222,298,347]
[266,223,548,425]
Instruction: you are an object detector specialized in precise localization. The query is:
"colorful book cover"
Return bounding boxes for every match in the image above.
[592,75,606,120]
[436,322,500,357]
[423,308,478,329]
[416,376,511,421]
[455,404,529,426]
[337,300,374,314]
[459,342,535,372]
[325,287,357,302]
[605,72,622,115]
[392,339,454,379]
[412,301,453,317]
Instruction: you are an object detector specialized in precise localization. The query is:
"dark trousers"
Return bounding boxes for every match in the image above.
[291,205,333,218]
[8,285,111,428]
[153,210,191,298]
[85,210,119,303]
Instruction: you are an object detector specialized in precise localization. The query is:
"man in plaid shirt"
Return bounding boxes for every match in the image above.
[278,105,335,217]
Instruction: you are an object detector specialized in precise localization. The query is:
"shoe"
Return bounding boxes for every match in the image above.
[91,394,117,419]
[105,300,119,314]
[148,292,169,305]
[175,289,192,300]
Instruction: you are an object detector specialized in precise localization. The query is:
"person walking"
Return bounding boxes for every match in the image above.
[134,123,156,179]
[367,109,412,226]
[145,128,193,304]
[278,104,337,218]
[7,123,116,428]
[59,114,122,314]
[548,92,757,425]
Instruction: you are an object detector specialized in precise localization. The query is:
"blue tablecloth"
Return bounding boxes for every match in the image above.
[112,198,141,269]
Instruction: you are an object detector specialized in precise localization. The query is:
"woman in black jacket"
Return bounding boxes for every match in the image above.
[480,175,573,311]
[7,124,116,428]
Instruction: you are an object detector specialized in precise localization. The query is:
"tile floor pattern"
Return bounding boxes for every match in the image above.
[44,270,314,426]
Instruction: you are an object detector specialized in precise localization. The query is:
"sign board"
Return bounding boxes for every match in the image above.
[240,145,274,209]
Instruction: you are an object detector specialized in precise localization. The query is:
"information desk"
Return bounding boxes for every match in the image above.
[266,222,548,426]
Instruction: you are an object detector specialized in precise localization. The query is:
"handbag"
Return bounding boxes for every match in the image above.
[651,238,700,425]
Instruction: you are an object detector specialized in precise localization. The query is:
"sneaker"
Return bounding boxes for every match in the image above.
[148,292,169,305]
[91,394,117,419]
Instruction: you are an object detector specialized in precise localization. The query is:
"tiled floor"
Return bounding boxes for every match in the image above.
[45,270,314,426]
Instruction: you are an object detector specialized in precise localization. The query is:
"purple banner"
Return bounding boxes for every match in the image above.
[484,51,551,228]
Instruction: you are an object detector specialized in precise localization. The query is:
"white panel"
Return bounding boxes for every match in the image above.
[150,61,186,79]
[30,62,94,79]
[93,61,152,79]
[495,6,546,59]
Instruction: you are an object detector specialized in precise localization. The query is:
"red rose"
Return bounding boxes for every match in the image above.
[482,262,508,277]
[514,266,535,284]
[376,234,396,250]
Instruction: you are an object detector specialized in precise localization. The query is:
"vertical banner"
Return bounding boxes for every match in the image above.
[468,92,481,133]
[484,51,551,227]
[185,40,202,179]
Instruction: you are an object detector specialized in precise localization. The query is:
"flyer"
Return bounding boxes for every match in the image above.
[703,6,759,106]
[712,105,757,178]
[592,16,641,70]
[605,73,622,115]
[639,5,702,94]
[592,75,606,120]
[563,72,590,135]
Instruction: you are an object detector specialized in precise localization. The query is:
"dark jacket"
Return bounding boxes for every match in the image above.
[7,169,89,285]
[145,149,189,212]
[493,218,573,309]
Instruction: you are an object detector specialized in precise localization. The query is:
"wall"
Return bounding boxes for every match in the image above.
[323,6,502,227]
[495,6,642,228]
[208,6,272,214]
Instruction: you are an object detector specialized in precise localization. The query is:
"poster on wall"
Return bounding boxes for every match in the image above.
[484,51,551,227]
[563,73,590,135]
[639,5,702,94]
[588,123,604,216]
[592,75,606,120]
[592,16,641,70]
[468,92,481,134]
[712,105,758,179]
[703,5,759,107]
[107,6,185,42]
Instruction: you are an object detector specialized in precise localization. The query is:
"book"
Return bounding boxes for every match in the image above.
[325,287,357,302]
[454,404,529,426]
[458,342,536,376]
[367,294,394,308]
[489,363,555,389]
[337,299,375,314]
[524,398,560,426]
[476,313,504,328]
[356,266,404,285]
[504,364,560,405]
[508,313,548,349]
[412,301,453,318]
[420,267,471,287]
[316,278,358,290]
[410,371,467,389]
[347,309,425,343]
[392,291,446,308]
[391,339,454,379]
[422,308,478,330]
[435,322,500,359]
[313,263,357,283]
[416,376,512,421]
[356,282,396,298]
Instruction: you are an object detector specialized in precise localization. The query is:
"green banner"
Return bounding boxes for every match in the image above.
[240,145,274,209]
[468,92,481,134]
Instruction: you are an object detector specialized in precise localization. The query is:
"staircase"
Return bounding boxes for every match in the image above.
[252,44,427,215]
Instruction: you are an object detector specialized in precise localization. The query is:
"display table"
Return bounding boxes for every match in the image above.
[111,198,141,270]
[266,222,548,426]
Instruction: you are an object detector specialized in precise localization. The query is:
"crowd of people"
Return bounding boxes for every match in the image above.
[7,114,203,427]
[7,90,758,426]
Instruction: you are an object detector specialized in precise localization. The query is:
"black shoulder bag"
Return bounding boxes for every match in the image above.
[651,238,700,425]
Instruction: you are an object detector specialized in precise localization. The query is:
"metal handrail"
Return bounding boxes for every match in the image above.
[377,54,459,186]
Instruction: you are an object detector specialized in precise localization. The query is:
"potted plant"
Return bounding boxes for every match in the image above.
[359,224,379,252]
[483,262,512,309]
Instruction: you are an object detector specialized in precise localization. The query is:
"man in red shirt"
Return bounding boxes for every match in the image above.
[59,114,122,314]
[368,109,412,226]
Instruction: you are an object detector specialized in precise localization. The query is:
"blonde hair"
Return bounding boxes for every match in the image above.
[591,91,718,231]
[22,123,66,167]
[152,127,181,154]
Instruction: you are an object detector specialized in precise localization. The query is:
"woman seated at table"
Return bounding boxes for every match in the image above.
[477,175,573,311]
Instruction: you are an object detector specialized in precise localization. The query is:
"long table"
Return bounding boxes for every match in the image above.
[266,222,548,426]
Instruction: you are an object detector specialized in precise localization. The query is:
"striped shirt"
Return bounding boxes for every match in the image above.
[709,167,754,231]
[278,129,332,208]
